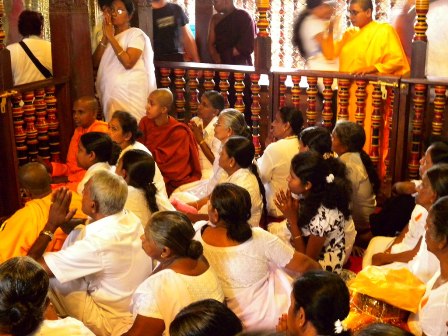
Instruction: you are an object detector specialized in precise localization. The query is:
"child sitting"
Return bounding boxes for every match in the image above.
[138,88,201,195]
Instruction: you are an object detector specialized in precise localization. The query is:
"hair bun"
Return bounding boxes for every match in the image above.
[186,240,203,260]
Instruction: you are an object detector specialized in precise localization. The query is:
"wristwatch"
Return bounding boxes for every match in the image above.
[40,230,54,241]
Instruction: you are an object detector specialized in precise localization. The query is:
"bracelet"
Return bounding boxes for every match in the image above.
[100,41,107,47]
[117,49,125,56]
[40,230,54,241]
[199,139,206,146]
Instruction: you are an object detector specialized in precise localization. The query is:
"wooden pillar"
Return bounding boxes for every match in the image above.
[136,0,153,45]
[411,0,429,78]
[0,0,20,216]
[49,0,95,158]
[254,0,271,71]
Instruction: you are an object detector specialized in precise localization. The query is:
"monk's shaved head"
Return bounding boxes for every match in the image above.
[75,96,99,114]
[18,162,51,197]
[150,89,173,109]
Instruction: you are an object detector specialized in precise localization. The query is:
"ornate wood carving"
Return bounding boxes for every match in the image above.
[174,68,186,122]
[218,71,230,109]
[188,70,199,118]
[250,73,261,158]
[159,68,171,88]
[45,86,61,164]
[337,79,350,121]
[321,77,334,129]
[408,83,427,179]
[432,85,447,136]
[354,79,367,126]
[291,75,301,111]
[306,76,318,126]
[278,74,287,108]
[203,70,215,92]
[234,72,245,113]
[369,83,382,168]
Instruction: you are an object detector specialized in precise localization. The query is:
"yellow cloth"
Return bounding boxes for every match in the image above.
[348,266,426,313]
[0,193,86,262]
[333,21,410,154]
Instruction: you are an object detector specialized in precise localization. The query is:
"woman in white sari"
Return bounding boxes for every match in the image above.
[93,0,156,122]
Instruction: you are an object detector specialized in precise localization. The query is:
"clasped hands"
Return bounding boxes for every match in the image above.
[274,189,299,221]
[46,187,78,234]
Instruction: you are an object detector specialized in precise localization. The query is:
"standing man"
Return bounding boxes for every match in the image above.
[7,10,52,85]
[208,0,256,65]
[27,170,152,335]
[152,0,200,62]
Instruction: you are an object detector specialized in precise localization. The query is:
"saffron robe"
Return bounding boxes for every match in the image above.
[0,193,86,262]
[52,120,109,185]
[139,116,201,195]
[332,21,409,167]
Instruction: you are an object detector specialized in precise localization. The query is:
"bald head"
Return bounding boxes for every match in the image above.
[18,162,51,197]
[150,89,173,109]
[73,96,99,129]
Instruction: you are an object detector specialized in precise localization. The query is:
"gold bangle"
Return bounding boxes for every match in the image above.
[100,41,107,47]
[199,139,206,146]
[117,49,125,56]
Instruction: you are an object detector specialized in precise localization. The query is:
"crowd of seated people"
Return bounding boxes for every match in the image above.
[3,78,448,335]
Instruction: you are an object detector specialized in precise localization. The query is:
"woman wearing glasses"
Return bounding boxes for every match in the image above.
[93,0,157,122]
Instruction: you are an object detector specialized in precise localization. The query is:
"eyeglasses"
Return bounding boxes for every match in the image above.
[111,8,126,15]
[349,9,364,16]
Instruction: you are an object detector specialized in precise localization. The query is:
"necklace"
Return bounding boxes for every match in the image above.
[284,135,298,140]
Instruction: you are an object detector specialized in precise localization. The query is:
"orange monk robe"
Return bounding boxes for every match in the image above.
[0,192,86,262]
[52,120,109,184]
[331,21,409,161]
[138,116,201,195]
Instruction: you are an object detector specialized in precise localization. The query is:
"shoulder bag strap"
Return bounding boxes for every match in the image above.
[19,40,52,79]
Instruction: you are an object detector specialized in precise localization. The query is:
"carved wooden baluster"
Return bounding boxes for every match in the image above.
[159,68,171,88]
[278,74,287,108]
[408,83,427,179]
[45,86,61,163]
[174,68,186,122]
[354,79,367,126]
[188,69,199,118]
[369,83,382,168]
[234,72,245,113]
[337,79,350,121]
[414,0,429,42]
[219,71,230,108]
[291,75,301,111]
[12,93,28,166]
[432,85,447,135]
[384,87,395,182]
[203,70,215,92]
[22,91,38,162]
[250,73,261,158]
[0,0,5,49]
[34,88,50,162]
[306,76,318,126]
[321,77,334,129]
[256,0,270,38]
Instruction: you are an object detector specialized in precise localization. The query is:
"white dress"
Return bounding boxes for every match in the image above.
[30,317,94,336]
[268,205,356,270]
[131,268,224,335]
[226,168,263,227]
[408,270,448,336]
[194,225,294,331]
[119,141,174,211]
[77,162,113,195]
[96,28,156,122]
[190,116,221,180]
[363,205,428,268]
[257,136,299,217]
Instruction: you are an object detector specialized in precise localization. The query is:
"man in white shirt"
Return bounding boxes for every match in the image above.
[28,170,152,336]
[6,10,52,85]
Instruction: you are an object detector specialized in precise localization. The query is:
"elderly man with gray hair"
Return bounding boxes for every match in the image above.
[28,170,152,336]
